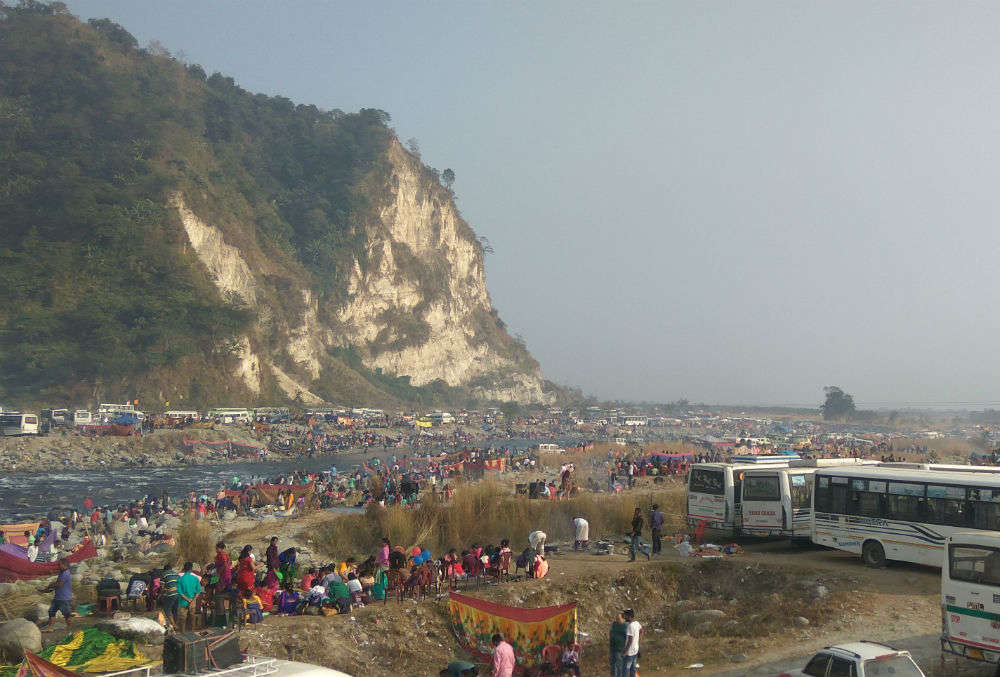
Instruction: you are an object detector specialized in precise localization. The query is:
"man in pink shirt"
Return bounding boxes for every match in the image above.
[491,633,515,677]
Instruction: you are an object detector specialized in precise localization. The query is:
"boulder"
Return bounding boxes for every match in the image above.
[96,617,166,645]
[23,603,50,624]
[693,621,716,634]
[812,585,829,599]
[0,619,42,661]
[793,616,810,627]
[678,609,727,628]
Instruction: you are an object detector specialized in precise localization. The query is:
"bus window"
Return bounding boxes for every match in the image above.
[790,474,812,508]
[972,501,1000,531]
[743,475,779,502]
[887,482,925,521]
[926,485,967,526]
[689,468,724,495]
[949,545,1000,587]
[815,476,832,512]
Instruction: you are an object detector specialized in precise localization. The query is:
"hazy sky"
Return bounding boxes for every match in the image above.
[63,1,1000,408]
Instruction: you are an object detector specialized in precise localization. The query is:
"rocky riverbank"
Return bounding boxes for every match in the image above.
[0,428,296,474]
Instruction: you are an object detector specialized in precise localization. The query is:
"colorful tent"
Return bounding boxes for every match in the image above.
[448,592,576,675]
[0,540,97,582]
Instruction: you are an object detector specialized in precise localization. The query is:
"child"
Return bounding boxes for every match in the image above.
[560,645,580,677]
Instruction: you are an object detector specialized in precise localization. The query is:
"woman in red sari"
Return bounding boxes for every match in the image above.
[236,545,257,594]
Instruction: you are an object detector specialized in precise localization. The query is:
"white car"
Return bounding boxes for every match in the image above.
[779,642,925,677]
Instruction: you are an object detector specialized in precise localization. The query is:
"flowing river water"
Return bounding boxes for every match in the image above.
[0,436,577,520]
[0,448,395,521]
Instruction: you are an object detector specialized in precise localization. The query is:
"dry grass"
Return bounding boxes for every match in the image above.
[313,482,686,560]
[176,510,215,568]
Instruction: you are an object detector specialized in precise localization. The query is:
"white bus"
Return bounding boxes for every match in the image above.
[0,413,39,436]
[164,410,201,422]
[941,531,1000,666]
[72,410,92,425]
[686,455,799,535]
[741,459,879,539]
[208,408,252,424]
[812,466,1000,568]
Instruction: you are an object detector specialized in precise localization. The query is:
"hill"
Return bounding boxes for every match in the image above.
[0,1,556,408]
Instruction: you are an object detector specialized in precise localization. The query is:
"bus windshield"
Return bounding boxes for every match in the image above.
[743,475,780,501]
[689,468,724,495]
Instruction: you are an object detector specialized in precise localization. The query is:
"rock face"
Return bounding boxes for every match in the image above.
[0,619,43,660]
[172,139,554,405]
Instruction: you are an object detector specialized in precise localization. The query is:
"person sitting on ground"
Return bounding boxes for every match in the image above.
[319,565,341,589]
[561,644,581,677]
[241,588,263,624]
[328,577,351,613]
[534,553,549,579]
[274,581,300,615]
[346,572,365,606]
[300,567,317,592]
[338,557,357,578]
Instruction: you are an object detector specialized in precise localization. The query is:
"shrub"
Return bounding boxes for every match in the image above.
[176,510,215,567]
[313,482,685,560]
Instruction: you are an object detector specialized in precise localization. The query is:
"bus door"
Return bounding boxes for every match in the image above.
[788,472,814,539]
[943,540,1000,663]
[732,470,744,532]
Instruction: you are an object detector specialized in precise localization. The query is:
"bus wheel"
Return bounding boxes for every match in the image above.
[862,540,886,568]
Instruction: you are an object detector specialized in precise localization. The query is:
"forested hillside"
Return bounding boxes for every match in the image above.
[0,2,554,407]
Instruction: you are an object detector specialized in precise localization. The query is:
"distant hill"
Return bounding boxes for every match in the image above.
[0,2,556,409]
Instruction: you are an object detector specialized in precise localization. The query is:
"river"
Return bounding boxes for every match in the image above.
[0,436,580,521]
[0,448,394,521]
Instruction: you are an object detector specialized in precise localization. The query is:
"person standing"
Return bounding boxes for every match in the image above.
[177,562,202,632]
[629,508,647,561]
[265,536,280,571]
[160,563,180,631]
[490,633,515,677]
[609,612,628,677]
[621,609,642,677]
[650,504,664,555]
[42,559,72,632]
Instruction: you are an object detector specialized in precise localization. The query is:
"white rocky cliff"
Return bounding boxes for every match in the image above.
[173,140,553,405]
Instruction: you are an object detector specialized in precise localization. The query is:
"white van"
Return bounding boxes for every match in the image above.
[941,531,1000,665]
[686,455,799,535]
[72,410,92,425]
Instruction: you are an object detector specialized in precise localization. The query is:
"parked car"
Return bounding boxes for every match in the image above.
[779,642,925,677]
